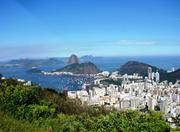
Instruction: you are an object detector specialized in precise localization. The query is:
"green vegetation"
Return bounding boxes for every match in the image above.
[0,78,171,131]
[169,69,180,79]
[0,109,44,132]
[101,79,122,85]
[56,61,101,74]
[119,61,177,83]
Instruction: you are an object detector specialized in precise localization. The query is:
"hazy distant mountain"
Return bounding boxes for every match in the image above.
[0,58,65,68]
[27,68,42,74]
[118,61,177,83]
[56,62,101,74]
[80,55,94,60]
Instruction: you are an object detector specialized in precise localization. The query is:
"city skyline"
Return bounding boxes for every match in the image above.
[0,0,180,60]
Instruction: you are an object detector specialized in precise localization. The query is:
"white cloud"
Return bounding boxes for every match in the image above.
[116,40,157,45]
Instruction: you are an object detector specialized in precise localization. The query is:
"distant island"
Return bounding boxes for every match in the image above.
[56,61,101,74]
[26,55,101,75]
[27,68,42,74]
[0,58,65,68]
[24,56,180,82]
[55,54,101,74]
[80,55,94,60]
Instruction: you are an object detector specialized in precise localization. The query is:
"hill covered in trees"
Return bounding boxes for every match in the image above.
[55,54,101,74]
[56,62,101,74]
[118,61,177,83]
[0,78,172,131]
[169,69,180,79]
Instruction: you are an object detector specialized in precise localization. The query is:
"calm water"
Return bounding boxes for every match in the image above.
[84,56,180,71]
[0,56,180,91]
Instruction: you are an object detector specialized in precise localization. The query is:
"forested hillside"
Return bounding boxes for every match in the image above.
[0,78,172,131]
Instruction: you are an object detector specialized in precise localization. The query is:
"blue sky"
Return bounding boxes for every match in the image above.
[0,0,180,60]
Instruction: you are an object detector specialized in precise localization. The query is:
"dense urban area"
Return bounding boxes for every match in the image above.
[0,55,180,131]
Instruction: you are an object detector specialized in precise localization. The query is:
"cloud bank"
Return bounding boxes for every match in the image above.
[116,40,157,45]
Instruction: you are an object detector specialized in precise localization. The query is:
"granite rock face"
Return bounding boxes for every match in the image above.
[68,54,79,64]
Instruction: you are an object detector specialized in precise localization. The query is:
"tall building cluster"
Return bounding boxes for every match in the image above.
[68,67,180,126]
[148,67,160,82]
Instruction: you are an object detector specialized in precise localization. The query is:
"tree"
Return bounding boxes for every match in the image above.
[0,79,171,131]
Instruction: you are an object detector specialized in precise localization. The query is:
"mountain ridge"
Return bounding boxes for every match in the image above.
[118,61,177,83]
[169,69,180,79]
[56,61,101,74]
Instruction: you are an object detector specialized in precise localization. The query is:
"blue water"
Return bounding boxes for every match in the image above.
[0,56,180,91]
[0,66,91,92]
[82,56,180,71]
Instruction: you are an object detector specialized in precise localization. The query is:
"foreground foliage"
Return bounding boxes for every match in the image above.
[0,78,171,131]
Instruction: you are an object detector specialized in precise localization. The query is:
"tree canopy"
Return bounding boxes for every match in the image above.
[0,78,171,131]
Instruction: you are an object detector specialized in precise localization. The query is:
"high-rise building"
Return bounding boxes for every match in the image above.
[159,98,168,114]
[144,77,148,90]
[148,67,152,80]
[155,71,160,82]
[152,72,155,80]
[147,96,157,110]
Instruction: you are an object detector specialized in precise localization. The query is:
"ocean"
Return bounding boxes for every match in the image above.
[0,56,180,91]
